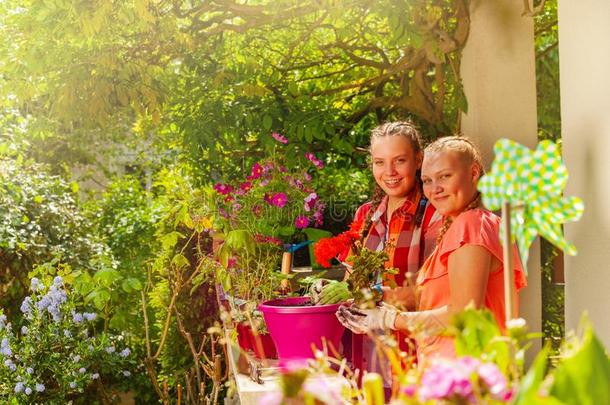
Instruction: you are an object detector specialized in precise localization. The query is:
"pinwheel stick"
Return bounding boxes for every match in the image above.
[501,201,517,323]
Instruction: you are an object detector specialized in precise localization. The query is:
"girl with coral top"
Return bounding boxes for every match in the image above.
[337,136,527,363]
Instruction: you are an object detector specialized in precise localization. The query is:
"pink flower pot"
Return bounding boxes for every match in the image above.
[259,296,345,360]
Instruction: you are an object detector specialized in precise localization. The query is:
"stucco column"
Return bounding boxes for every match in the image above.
[460,0,541,355]
[558,0,610,348]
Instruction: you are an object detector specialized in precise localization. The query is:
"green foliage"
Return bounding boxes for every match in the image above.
[0,157,108,315]
[347,242,397,303]
[549,322,610,405]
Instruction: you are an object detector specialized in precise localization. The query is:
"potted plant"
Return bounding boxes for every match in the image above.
[258,222,396,361]
[212,132,326,358]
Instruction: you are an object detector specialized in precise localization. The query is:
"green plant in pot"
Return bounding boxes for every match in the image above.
[212,133,326,357]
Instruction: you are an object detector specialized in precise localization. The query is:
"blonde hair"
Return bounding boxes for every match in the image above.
[424,136,484,244]
[370,121,423,155]
[360,121,424,244]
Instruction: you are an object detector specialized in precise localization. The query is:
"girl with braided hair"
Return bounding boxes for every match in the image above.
[347,121,442,309]
[337,136,527,363]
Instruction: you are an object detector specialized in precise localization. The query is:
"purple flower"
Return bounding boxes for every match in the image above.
[14,382,24,393]
[219,208,230,219]
[5,359,16,371]
[69,381,77,389]
[250,162,263,179]
[26,367,33,374]
[269,192,287,208]
[105,346,116,354]
[79,367,87,374]
[35,383,45,392]
[119,348,131,357]
[418,360,474,402]
[294,216,310,229]
[25,386,32,395]
[213,183,233,195]
[272,132,288,144]
[73,312,84,323]
[53,276,63,286]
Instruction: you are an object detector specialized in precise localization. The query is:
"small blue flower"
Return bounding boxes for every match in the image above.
[72,354,81,362]
[14,382,24,393]
[35,383,45,392]
[72,312,83,323]
[79,367,86,374]
[30,277,42,292]
[69,381,77,389]
[53,276,63,286]
[64,329,72,338]
[105,346,115,354]
[4,359,16,371]
[21,326,28,335]
[83,312,97,321]
[26,367,34,374]
[119,348,131,357]
[1,338,12,356]
[25,387,32,395]
[122,370,131,377]
[91,373,99,380]
[20,296,32,315]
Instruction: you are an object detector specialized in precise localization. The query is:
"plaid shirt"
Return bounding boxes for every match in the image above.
[354,189,441,287]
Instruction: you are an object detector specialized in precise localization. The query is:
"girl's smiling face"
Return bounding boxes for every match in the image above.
[421,150,481,218]
[371,136,422,202]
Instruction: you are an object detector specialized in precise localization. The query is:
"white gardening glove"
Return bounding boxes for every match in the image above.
[335,304,397,334]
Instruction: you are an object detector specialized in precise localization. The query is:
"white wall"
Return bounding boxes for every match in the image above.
[460,0,541,356]
[558,0,610,348]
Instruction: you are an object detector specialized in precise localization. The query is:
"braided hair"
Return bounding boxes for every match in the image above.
[423,135,485,244]
[360,121,424,245]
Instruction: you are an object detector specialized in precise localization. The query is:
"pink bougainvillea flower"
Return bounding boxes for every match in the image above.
[303,172,312,182]
[279,165,287,173]
[250,162,263,179]
[294,215,310,229]
[213,183,233,195]
[224,195,235,203]
[477,362,510,400]
[227,257,238,269]
[272,132,288,144]
[270,192,288,208]
[305,152,324,169]
[263,193,273,204]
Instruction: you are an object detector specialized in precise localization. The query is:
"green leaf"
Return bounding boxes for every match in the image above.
[93,268,122,287]
[121,277,143,292]
[549,324,610,405]
[87,289,111,310]
[513,346,550,405]
[171,253,190,269]
[262,114,272,130]
[161,231,184,251]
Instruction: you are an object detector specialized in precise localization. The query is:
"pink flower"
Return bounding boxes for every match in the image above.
[303,172,312,182]
[478,362,509,400]
[418,360,474,402]
[305,152,324,169]
[240,181,252,192]
[272,132,288,144]
[303,192,318,212]
[250,162,263,179]
[269,192,287,208]
[294,215,309,229]
[213,183,233,195]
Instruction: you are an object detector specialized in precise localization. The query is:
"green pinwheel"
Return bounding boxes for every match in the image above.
[478,139,584,273]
